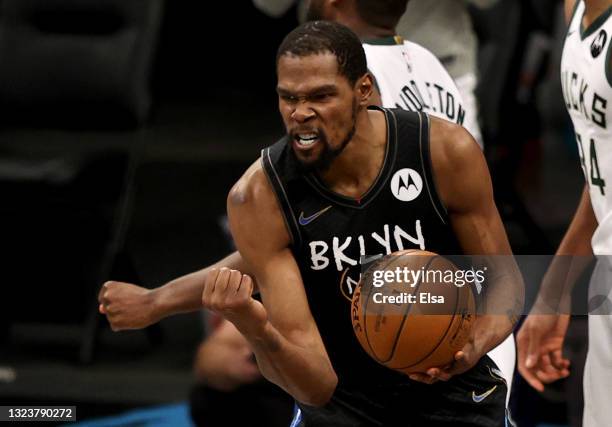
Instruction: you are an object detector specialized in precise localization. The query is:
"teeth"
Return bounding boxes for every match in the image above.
[296,134,318,146]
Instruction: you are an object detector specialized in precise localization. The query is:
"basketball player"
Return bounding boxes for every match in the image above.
[197,21,522,426]
[100,0,514,401]
[517,1,612,426]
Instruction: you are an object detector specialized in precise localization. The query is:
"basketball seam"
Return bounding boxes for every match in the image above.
[385,255,438,364]
[394,271,462,370]
[362,254,402,362]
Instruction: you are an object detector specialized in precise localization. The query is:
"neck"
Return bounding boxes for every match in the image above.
[318,109,386,198]
[583,0,612,23]
[333,15,395,40]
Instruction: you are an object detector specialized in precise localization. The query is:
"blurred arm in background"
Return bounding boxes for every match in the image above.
[252,0,296,18]
[193,315,261,391]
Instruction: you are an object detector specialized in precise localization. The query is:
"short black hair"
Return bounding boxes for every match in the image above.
[276,21,367,86]
[354,0,409,30]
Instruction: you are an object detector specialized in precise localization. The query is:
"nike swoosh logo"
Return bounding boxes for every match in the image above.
[472,385,498,403]
[299,206,332,226]
[567,30,576,37]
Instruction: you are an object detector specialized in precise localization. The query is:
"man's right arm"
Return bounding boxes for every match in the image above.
[204,160,337,407]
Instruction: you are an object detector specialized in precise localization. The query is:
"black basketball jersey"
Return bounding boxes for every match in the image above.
[262,107,461,382]
[261,108,507,427]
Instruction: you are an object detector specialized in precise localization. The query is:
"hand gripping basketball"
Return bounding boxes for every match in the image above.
[202,267,267,330]
[351,250,477,384]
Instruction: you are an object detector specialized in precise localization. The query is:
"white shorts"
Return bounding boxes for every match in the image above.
[487,334,516,406]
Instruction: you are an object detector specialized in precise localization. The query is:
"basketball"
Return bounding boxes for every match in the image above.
[351,250,476,374]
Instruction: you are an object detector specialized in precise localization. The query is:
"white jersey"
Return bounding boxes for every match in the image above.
[363,36,482,147]
[561,0,612,255]
[561,3,612,426]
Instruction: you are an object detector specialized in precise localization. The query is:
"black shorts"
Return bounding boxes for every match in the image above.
[294,356,510,427]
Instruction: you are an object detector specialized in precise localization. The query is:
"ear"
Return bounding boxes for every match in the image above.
[356,73,374,107]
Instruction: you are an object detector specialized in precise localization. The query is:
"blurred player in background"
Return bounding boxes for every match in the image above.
[518,1,612,426]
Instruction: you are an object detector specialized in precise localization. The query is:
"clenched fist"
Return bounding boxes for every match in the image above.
[202,268,267,332]
[98,281,159,331]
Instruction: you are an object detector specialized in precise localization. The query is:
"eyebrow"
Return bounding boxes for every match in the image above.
[276,84,338,96]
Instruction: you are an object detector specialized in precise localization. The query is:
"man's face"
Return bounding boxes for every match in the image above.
[276,52,359,172]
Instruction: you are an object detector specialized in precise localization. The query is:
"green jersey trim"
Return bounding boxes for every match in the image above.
[581,5,612,40]
[605,29,612,87]
[568,0,581,34]
[362,35,404,46]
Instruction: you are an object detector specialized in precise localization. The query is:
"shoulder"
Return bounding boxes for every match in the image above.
[428,116,489,210]
[228,159,275,213]
[227,158,292,248]
[429,116,483,171]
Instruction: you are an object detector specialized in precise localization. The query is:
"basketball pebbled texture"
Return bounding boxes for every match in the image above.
[351,250,475,374]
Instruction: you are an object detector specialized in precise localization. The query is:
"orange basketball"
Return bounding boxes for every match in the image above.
[351,250,475,374]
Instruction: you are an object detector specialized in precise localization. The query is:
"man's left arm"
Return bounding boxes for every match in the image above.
[412,116,524,383]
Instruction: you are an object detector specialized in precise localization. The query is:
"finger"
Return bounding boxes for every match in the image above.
[409,373,438,384]
[216,268,232,294]
[516,328,529,370]
[454,351,466,362]
[203,268,220,305]
[525,325,541,369]
[439,351,470,379]
[540,353,555,372]
[228,269,243,293]
[535,367,560,384]
[428,367,453,382]
[551,349,570,370]
[522,368,545,392]
[98,282,111,303]
[238,274,254,299]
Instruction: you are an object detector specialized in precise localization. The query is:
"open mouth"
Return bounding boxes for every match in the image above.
[294,133,319,148]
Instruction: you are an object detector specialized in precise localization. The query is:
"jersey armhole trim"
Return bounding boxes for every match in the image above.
[605,31,612,87]
[568,0,582,32]
[581,4,612,40]
[260,148,302,248]
[418,113,449,224]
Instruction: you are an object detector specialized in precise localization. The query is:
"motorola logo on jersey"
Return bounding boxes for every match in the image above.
[591,29,608,58]
[390,168,423,201]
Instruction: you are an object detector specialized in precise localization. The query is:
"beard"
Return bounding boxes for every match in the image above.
[289,99,358,174]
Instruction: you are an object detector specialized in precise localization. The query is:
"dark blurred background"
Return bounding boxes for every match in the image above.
[0,0,590,426]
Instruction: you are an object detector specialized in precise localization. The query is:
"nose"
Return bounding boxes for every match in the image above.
[291,102,315,123]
